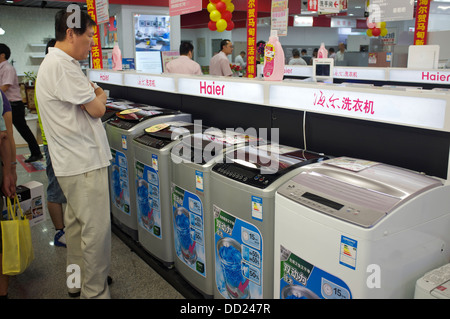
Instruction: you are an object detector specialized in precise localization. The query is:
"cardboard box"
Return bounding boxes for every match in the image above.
[2,181,46,227]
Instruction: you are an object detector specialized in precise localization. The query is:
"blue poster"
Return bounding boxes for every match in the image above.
[172,184,206,277]
[278,245,352,299]
[135,160,162,238]
[214,205,263,299]
[110,148,130,215]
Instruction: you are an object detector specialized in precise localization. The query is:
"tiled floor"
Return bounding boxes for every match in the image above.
[6,146,193,299]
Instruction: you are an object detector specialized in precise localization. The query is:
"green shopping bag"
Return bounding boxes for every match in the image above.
[1,195,34,275]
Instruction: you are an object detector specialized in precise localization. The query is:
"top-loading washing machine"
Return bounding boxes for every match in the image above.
[170,129,264,298]
[132,121,211,268]
[106,105,191,240]
[211,144,328,299]
[274,157,450,299]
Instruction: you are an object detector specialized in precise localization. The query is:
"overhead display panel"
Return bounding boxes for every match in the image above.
[366,0,414,22]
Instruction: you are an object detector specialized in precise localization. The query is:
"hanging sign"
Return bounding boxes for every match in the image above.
[271,0,288,36]
[413,0,431,45]
[95,0,109,24]
[246,0,258,78]
[169,0,202,17]
[86,0,103,69]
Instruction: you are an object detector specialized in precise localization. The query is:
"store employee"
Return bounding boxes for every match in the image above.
[209,39,233,76]
[165,42,202,75]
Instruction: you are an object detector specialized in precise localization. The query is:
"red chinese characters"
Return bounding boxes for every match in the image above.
[246,0,258,78]
[86,0,103,69]
[138,78,156,87]
[414,0,431,45]
[313,91,375,115]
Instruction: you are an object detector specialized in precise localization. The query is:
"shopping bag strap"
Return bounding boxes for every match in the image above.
[6,195,24,221]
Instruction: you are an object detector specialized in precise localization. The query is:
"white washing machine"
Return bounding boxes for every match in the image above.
[170,130,264,298]
[132,121,209,267]
[106,106,191,240]
[211,144,328,299]
[274,157,450,299]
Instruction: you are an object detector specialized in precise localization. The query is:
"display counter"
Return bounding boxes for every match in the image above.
[88,68,450,182]
[283,65,450,89]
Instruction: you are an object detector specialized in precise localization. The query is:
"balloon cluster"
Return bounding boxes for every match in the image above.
[207,0,235,32]
[366,20,388,37]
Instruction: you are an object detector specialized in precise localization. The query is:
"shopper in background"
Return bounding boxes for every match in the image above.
[288,49,307,65]
[209,39,233,76]
[329,47,336,59]
[309,48,319,65]
[335,42,346,62]
[35,38,67,248]
[234,50,246,69]
[0,87,17,300]
[36,8,112,299]
[1,90,17,185]
[0,43,43,163]
[165,41,202,75]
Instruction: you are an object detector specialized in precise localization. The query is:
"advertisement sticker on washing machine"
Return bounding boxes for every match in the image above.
[339,236,358,270]
[172,185,206,277]
[251,196,263,221]
[135,160,162,238]
[279,245,352,299]
[152,154,158,171]
[195,170,204,192]
[110,148,130,215]
[214,205,263,299]
[121,134,127,150]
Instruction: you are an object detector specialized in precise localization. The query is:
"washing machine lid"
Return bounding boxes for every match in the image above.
[177,130,263,165]
[279,157,443,227]
[114,106,166,122]
[134,122,208,149]
[212,145,326,188]
[143,122,207,140]
[226,145,324,174]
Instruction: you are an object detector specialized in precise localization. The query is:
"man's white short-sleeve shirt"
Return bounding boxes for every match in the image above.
[36,47,111,177]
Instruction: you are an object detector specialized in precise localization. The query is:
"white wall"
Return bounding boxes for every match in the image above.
[0,6,59,75]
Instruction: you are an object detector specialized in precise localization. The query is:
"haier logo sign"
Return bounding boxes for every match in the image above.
[178,78,264,105]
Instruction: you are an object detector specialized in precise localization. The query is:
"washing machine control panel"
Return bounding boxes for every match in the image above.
[213,163,275,189]
[277,181,387,228]
[134,134,172,149]
[107,118,140,130]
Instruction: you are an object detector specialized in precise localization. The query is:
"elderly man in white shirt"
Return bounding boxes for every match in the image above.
[36,8,112,299]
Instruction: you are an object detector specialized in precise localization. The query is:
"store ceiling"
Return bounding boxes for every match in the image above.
[1,0,369,28]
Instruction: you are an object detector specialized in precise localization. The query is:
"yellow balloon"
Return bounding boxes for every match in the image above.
[207,3,216,13]
[223,0,232,4]
[210,10,221,22]
[216,19,227,32]
[366,29,373,37]
[226,2,235,13]
[380,28,388,37]
[380,21,386,29]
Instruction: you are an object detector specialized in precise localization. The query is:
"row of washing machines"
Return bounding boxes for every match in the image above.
[102,98,450,299]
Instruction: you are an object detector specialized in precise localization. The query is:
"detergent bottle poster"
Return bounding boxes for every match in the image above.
[214,205,263,299]
[279,245,352,299]
[172,184,206,277]
[135,160,162,238]
[110,148,130,215]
